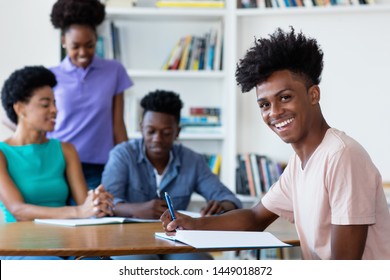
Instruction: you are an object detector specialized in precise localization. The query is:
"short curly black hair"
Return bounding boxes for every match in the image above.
[140,90,183,124]
[50,0,105,33]
[1,66,57,124]
[236,27,324,93]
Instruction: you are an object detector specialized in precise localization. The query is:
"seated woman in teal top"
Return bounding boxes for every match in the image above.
[0,139,70,223]
[0,66,114,260]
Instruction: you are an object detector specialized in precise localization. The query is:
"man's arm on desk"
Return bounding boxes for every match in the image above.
[162,201,279,232]
[114,200,168,220]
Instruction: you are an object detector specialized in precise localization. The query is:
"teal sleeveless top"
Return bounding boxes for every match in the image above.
[0,139,69,223]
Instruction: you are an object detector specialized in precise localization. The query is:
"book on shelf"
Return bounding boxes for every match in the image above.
[244,153,256,197]
[163,37,186,70]
[110,21,122,61]
[237,155,250,196]
[180,116,221,126]
[236,153,286,197]
[95,35,105,59]
[239,0,258,8]
[162,26,223,71]
[179,35,193,70]
[95,20,121,60]
[180,125,223,134]
[181,106,221,126]
[155,0,225,8]
[204,154,222,175]
[190,107,221,116]
[239,0,375,8]
[104,0,137,7]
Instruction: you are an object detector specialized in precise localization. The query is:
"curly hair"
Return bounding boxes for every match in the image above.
[140,90,183,124]
[50,0,105,32]
[236,27,324,93]
[1,66,57,124]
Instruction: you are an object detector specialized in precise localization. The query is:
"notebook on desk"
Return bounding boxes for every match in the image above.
[34,217,160,226]
[155,230,291,249]
[33,211,201,227]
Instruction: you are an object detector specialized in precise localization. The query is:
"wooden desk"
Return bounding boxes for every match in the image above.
[0,218,299,257]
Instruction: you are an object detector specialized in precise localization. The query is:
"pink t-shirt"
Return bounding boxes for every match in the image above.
[262,128,390,259]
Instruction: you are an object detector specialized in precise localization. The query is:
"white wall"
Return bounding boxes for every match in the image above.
[236,9,390,182]
[0,0,59,139]
[1,2,390,181]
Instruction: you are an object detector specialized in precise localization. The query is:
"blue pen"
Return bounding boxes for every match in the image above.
[164,192,176,221]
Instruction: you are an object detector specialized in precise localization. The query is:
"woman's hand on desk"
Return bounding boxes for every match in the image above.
[78,185,114,218]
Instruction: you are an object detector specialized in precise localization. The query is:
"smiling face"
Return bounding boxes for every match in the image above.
[62,24,97,69]
[256,70,320,146]
[141,111,180,165]
[15,86,57,132]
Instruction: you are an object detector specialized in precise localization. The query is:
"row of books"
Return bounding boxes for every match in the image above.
[236,153,286,197]
[105,0,225,8]
[162,27,223,71]
[239,0,375,8]
[203,154,222,176]
[95,21,121,61]
[180,107,221,127]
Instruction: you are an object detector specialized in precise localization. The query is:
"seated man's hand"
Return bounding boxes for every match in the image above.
[132,199,168,219]
[200,200,236,216]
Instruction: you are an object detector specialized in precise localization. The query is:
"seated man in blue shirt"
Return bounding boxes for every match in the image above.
[102,89,242,260]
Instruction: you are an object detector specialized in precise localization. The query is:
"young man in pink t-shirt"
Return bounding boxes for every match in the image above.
[161,27,390,259]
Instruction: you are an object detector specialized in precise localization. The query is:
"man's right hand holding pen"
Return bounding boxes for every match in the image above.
[161,201,279,234]
[161,210,197,232]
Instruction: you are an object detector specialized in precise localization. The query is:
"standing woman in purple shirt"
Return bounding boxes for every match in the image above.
[48,0,133,191]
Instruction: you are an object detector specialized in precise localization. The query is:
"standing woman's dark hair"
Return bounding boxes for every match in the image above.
[47,0,134,192]
[50,0,105,34]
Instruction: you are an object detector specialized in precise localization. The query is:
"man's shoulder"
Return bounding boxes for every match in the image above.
[326,128,366,152]
[112,139,141,154]
[323,128,374,166]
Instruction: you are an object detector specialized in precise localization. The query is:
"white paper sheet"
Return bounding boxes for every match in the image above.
[155,230,291,249]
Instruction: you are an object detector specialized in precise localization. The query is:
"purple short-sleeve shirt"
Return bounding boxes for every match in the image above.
[48,56,133,164]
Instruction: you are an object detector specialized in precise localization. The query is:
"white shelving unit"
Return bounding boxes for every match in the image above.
[104,5,237,192]
[103,0,390,196]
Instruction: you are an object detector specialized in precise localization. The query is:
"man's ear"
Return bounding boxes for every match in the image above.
[13,102,24,118]
[309,85,320,105]
[176,126,181,139]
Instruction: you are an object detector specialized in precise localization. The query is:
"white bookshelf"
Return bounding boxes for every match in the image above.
[102,0,390,194]
[105,5,237,192]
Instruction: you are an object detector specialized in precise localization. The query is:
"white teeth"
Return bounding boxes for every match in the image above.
[275,118,294,128]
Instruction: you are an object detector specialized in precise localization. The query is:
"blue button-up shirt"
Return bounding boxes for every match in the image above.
[102,139,242,210]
